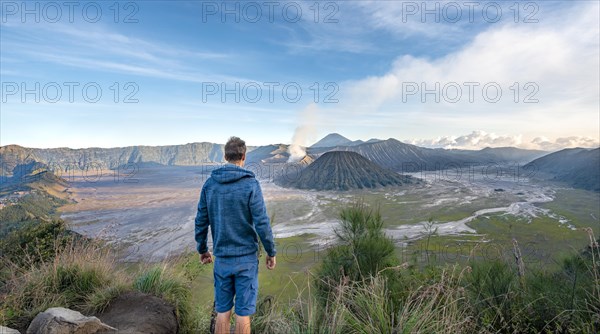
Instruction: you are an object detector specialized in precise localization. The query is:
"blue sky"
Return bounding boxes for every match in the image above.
[1,0,598,150]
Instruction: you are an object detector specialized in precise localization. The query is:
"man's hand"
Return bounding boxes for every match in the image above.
[199,251,213,264]
[266,255,276,270]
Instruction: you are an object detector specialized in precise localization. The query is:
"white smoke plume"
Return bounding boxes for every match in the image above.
[288,103,319,163]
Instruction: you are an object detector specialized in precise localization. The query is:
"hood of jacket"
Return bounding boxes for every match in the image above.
[210,164,255,184]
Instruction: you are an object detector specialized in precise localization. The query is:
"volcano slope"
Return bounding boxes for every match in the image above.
[276,151,415,191]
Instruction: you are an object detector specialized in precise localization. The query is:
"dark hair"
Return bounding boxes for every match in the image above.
[224,136,246,162]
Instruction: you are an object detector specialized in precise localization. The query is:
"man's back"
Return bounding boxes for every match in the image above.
[195,136,276,334]
[195,164,276,258]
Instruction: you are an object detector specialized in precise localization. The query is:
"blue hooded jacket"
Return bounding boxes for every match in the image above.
[194,164,277,258]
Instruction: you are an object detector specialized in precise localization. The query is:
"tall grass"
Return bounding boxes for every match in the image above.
[282,273,348,334]
[395,266,474,333]
[0,237,206,333]
[465,232,600,333]
[249,265,475,334]
[133,265,193,332]
[273,204,600,334]
[2,202,598,334]
[342,275,396,334]
[0,239,127,331]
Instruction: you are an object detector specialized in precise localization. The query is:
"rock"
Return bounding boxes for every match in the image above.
[26,307,116,334]
[0,326,21,334]
[97,291,178,334]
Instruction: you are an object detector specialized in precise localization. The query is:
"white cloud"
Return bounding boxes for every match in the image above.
[406,130,599,151]
[530,136,600,151]
[407,130,522,149]
[352,0,464,38]
[0,22,242,83]
[278,1,477,54]
[332,2,599,141]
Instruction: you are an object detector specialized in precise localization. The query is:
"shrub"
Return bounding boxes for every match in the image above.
[521,252,600,332]
[0,219,74,267]
[315,203,401,304]
[465,245,600,333]
[465,260,521,332]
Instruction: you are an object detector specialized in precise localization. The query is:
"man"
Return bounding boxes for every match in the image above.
[195,136,277,334]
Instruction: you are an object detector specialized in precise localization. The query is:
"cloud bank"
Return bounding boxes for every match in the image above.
[328,1,599,145]
[406,131,599,151]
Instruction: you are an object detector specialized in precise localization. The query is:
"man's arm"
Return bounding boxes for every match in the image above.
[194,185,210,259]
[249,180,277,259]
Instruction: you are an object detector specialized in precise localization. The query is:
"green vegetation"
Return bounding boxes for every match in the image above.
[0,189,206,332]
[133,265,195,333]
[0,238,211,333]
[314,203,402,307]
[0,192,75,279]
[1,192,598,333]
[249,204,599,333]
[250,203,599,333]
[0,219,74,268]
[0,240,129,331]
[464,244,600,333]
[0,191,67,237]
[404,188,600,269]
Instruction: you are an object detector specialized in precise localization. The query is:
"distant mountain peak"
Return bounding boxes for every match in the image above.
[365,138,382,144]
[310,133,353,148]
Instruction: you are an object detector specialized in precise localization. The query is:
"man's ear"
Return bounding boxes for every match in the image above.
[242,153,246,161]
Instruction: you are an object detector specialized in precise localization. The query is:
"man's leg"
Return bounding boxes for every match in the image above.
[215,310,232,334]
[233,259,258,334]
[214,258,235,334]
[235,315,251,334]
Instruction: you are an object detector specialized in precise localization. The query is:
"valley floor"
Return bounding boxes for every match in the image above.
[58,165,600,302]
[61,167,600,261]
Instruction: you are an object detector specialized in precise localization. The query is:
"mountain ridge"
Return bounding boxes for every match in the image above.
[307,138,546,171]
[0,142,239,176]
[0,136,553,178]
[524,147,600,192]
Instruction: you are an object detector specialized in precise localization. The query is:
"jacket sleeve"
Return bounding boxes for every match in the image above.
[249,180,277,257]
[194,185,209,254]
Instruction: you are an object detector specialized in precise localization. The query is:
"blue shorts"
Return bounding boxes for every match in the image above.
[213,254,259,316]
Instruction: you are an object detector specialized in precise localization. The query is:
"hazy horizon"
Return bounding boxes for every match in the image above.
[2,130,599,152]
